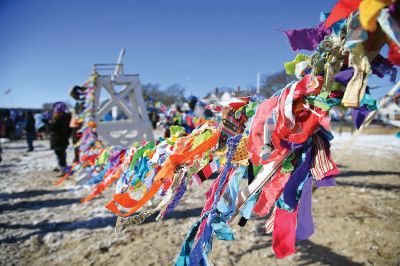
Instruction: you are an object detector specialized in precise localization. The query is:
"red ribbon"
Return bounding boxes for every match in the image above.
[324,0,361,28]
[272,208,298,258]
[252,167,291,217]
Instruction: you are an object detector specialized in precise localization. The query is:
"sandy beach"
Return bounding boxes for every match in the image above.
[0,133,399,266]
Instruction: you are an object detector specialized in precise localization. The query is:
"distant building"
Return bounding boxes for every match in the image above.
[378,99,400,120]
[377,100,400,127]
[202,87,242,105]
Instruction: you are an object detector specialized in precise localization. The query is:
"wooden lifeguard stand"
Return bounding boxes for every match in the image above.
[92,49,154,146]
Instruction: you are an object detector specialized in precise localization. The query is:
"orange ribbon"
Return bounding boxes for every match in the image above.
[106,128,220,217]
[54,161,79,186]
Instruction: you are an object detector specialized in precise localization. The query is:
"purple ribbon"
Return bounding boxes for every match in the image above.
[164,178,187,216]
[352,106,370,129]
[371,54,397,83]
[334,68,354,86]
[283,23,331,51]
[296,176,314,240]
[389,1,400,19]
[283,144,313,209]
[280,139,305,151]
[315,176,336,187]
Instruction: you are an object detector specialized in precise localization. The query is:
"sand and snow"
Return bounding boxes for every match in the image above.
[0,134,399,265]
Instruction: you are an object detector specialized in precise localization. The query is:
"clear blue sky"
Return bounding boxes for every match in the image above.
[0,0,394,108]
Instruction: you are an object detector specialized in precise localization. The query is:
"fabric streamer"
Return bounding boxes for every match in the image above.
[283,23,332,51]
[324,0,361,28]
[296,176,314,240]
[272,208,298,258]
[54,2,400,263]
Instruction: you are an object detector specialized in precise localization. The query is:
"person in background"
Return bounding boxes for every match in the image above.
[187,95,198,114]
[149,107,159,129]
[69,85,86,162]
[145,97,159,129]
[15,111,25,139]
[34,112,46,140]
[5,116,15,140]
[48,102,71,175]
[0,117,5,137]
[25,112,36,152]
[42,110,51,136]
[8,110,17,139]
[0,115,5,162]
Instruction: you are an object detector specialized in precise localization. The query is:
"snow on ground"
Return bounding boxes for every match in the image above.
[331,132,400,159]
[0,133,399,266]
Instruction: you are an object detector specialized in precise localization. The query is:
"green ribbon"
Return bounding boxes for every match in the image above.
[284,54,309,75]
[281,152,295,174]
[129,142,155,170]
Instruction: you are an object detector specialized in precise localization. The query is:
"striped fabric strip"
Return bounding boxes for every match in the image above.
[265,206,276,234]
[310,134,338,180]
[192,159,220,186]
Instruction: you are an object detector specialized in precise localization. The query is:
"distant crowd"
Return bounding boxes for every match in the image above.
[0,99,82,177]
[146,95,216,138]
[0,87,219,173]
[0,109,51,141]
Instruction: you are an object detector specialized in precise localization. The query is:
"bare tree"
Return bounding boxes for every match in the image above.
[142,82,186,106]
[163,83,186,105]
[260,70,296,97]
[243,70,296,98]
